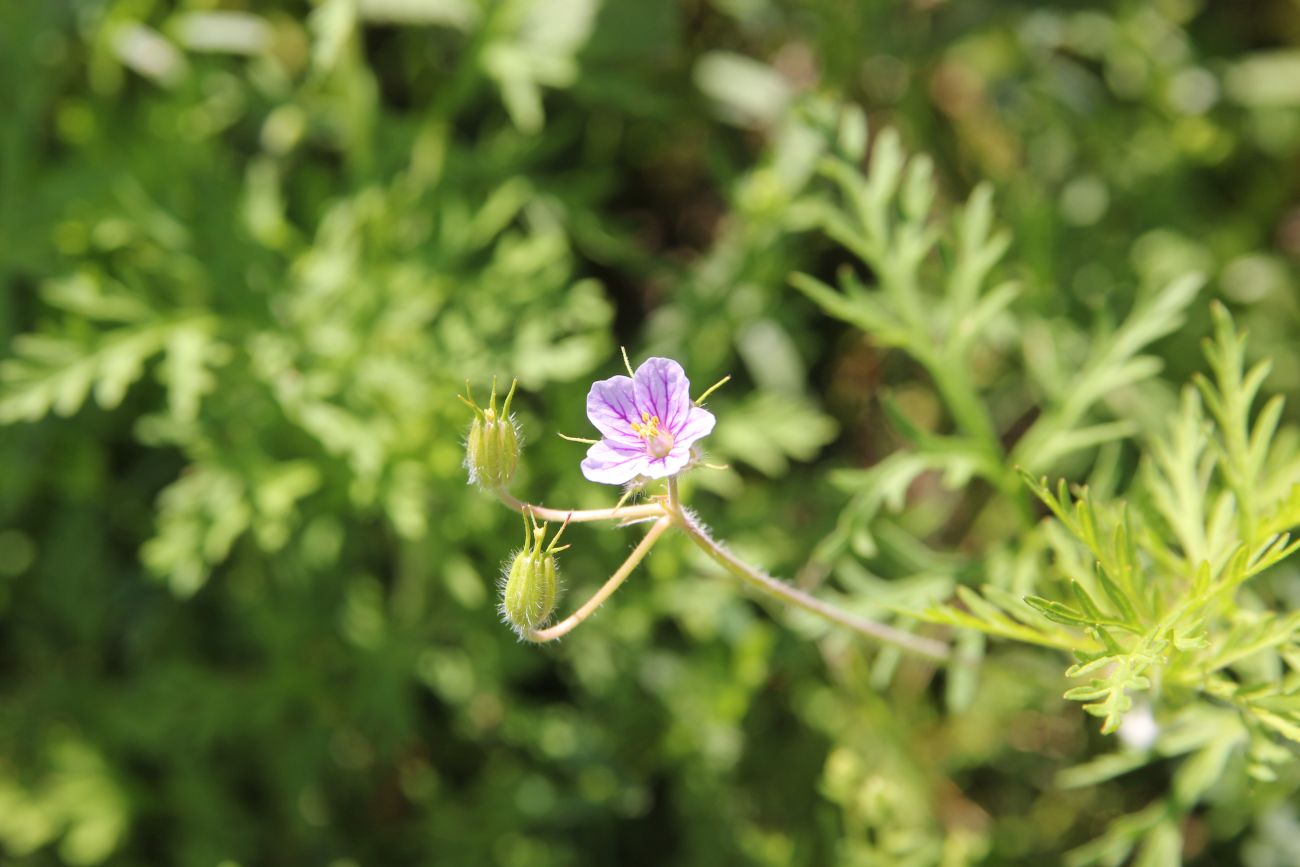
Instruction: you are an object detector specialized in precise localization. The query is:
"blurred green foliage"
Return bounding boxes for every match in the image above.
[2,0,1300,865]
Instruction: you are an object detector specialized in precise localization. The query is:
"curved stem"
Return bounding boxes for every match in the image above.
[495,489,666,524]
[676,511,950,662]
[525,516,673,642]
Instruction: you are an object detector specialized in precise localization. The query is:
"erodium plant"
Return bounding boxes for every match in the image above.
[462,354,949,660]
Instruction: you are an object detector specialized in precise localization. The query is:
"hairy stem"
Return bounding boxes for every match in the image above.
[674,509,950,661]
[495,481,949,659]
[525,516,673,642]
[495,489,666,524]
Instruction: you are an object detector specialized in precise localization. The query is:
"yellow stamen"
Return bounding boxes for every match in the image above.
[628,411,674,457]
[630,412,664,439]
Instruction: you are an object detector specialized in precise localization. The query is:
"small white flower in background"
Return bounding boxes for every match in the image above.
[1118,703,1159,751]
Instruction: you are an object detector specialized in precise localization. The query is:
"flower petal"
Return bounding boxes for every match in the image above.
[640,444,694,479]
[581,439,650,485]
[586,375,641,444]
[633,357,692,433]
[672,405,716,449]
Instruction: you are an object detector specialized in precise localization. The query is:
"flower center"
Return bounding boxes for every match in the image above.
[631,411,675,459]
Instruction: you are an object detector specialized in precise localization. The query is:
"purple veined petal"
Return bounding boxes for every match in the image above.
[581,439,650,485]
[586,375,642,445]
[633,357,692,434]
[672,405,716,449]
[640,443,694,479]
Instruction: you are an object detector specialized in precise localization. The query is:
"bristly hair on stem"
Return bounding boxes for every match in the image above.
[490,476,949,659]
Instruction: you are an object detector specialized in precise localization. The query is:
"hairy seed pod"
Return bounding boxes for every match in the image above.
[503,546,557,633]
[461,377,520,489]
[501,510,570,637]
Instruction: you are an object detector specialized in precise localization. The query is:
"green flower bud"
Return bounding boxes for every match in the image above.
[460,377,521,489]
[501,509,570,637]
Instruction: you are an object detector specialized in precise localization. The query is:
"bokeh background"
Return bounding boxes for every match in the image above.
[3,0,1300,865]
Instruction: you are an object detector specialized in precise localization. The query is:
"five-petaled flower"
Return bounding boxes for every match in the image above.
[581,357,716,485]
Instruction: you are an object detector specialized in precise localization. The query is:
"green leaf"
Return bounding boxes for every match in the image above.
[712,393,838,477]
[1025,595,1091,627]
[1071,580,1105,621]
[1093,571,1138,631]
[0,324,175,422]
[1172,732,1239,806]
[1057,751,1153,789]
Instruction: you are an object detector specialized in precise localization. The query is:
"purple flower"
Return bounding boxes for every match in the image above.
[581,357,716,485]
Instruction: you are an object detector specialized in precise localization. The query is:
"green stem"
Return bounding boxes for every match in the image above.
[924,350,999,457]
[494,482,951,659]
[525,516,672,642]
[672,508,950,662]
[495,490,666,524]
[924,351,1036,526]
